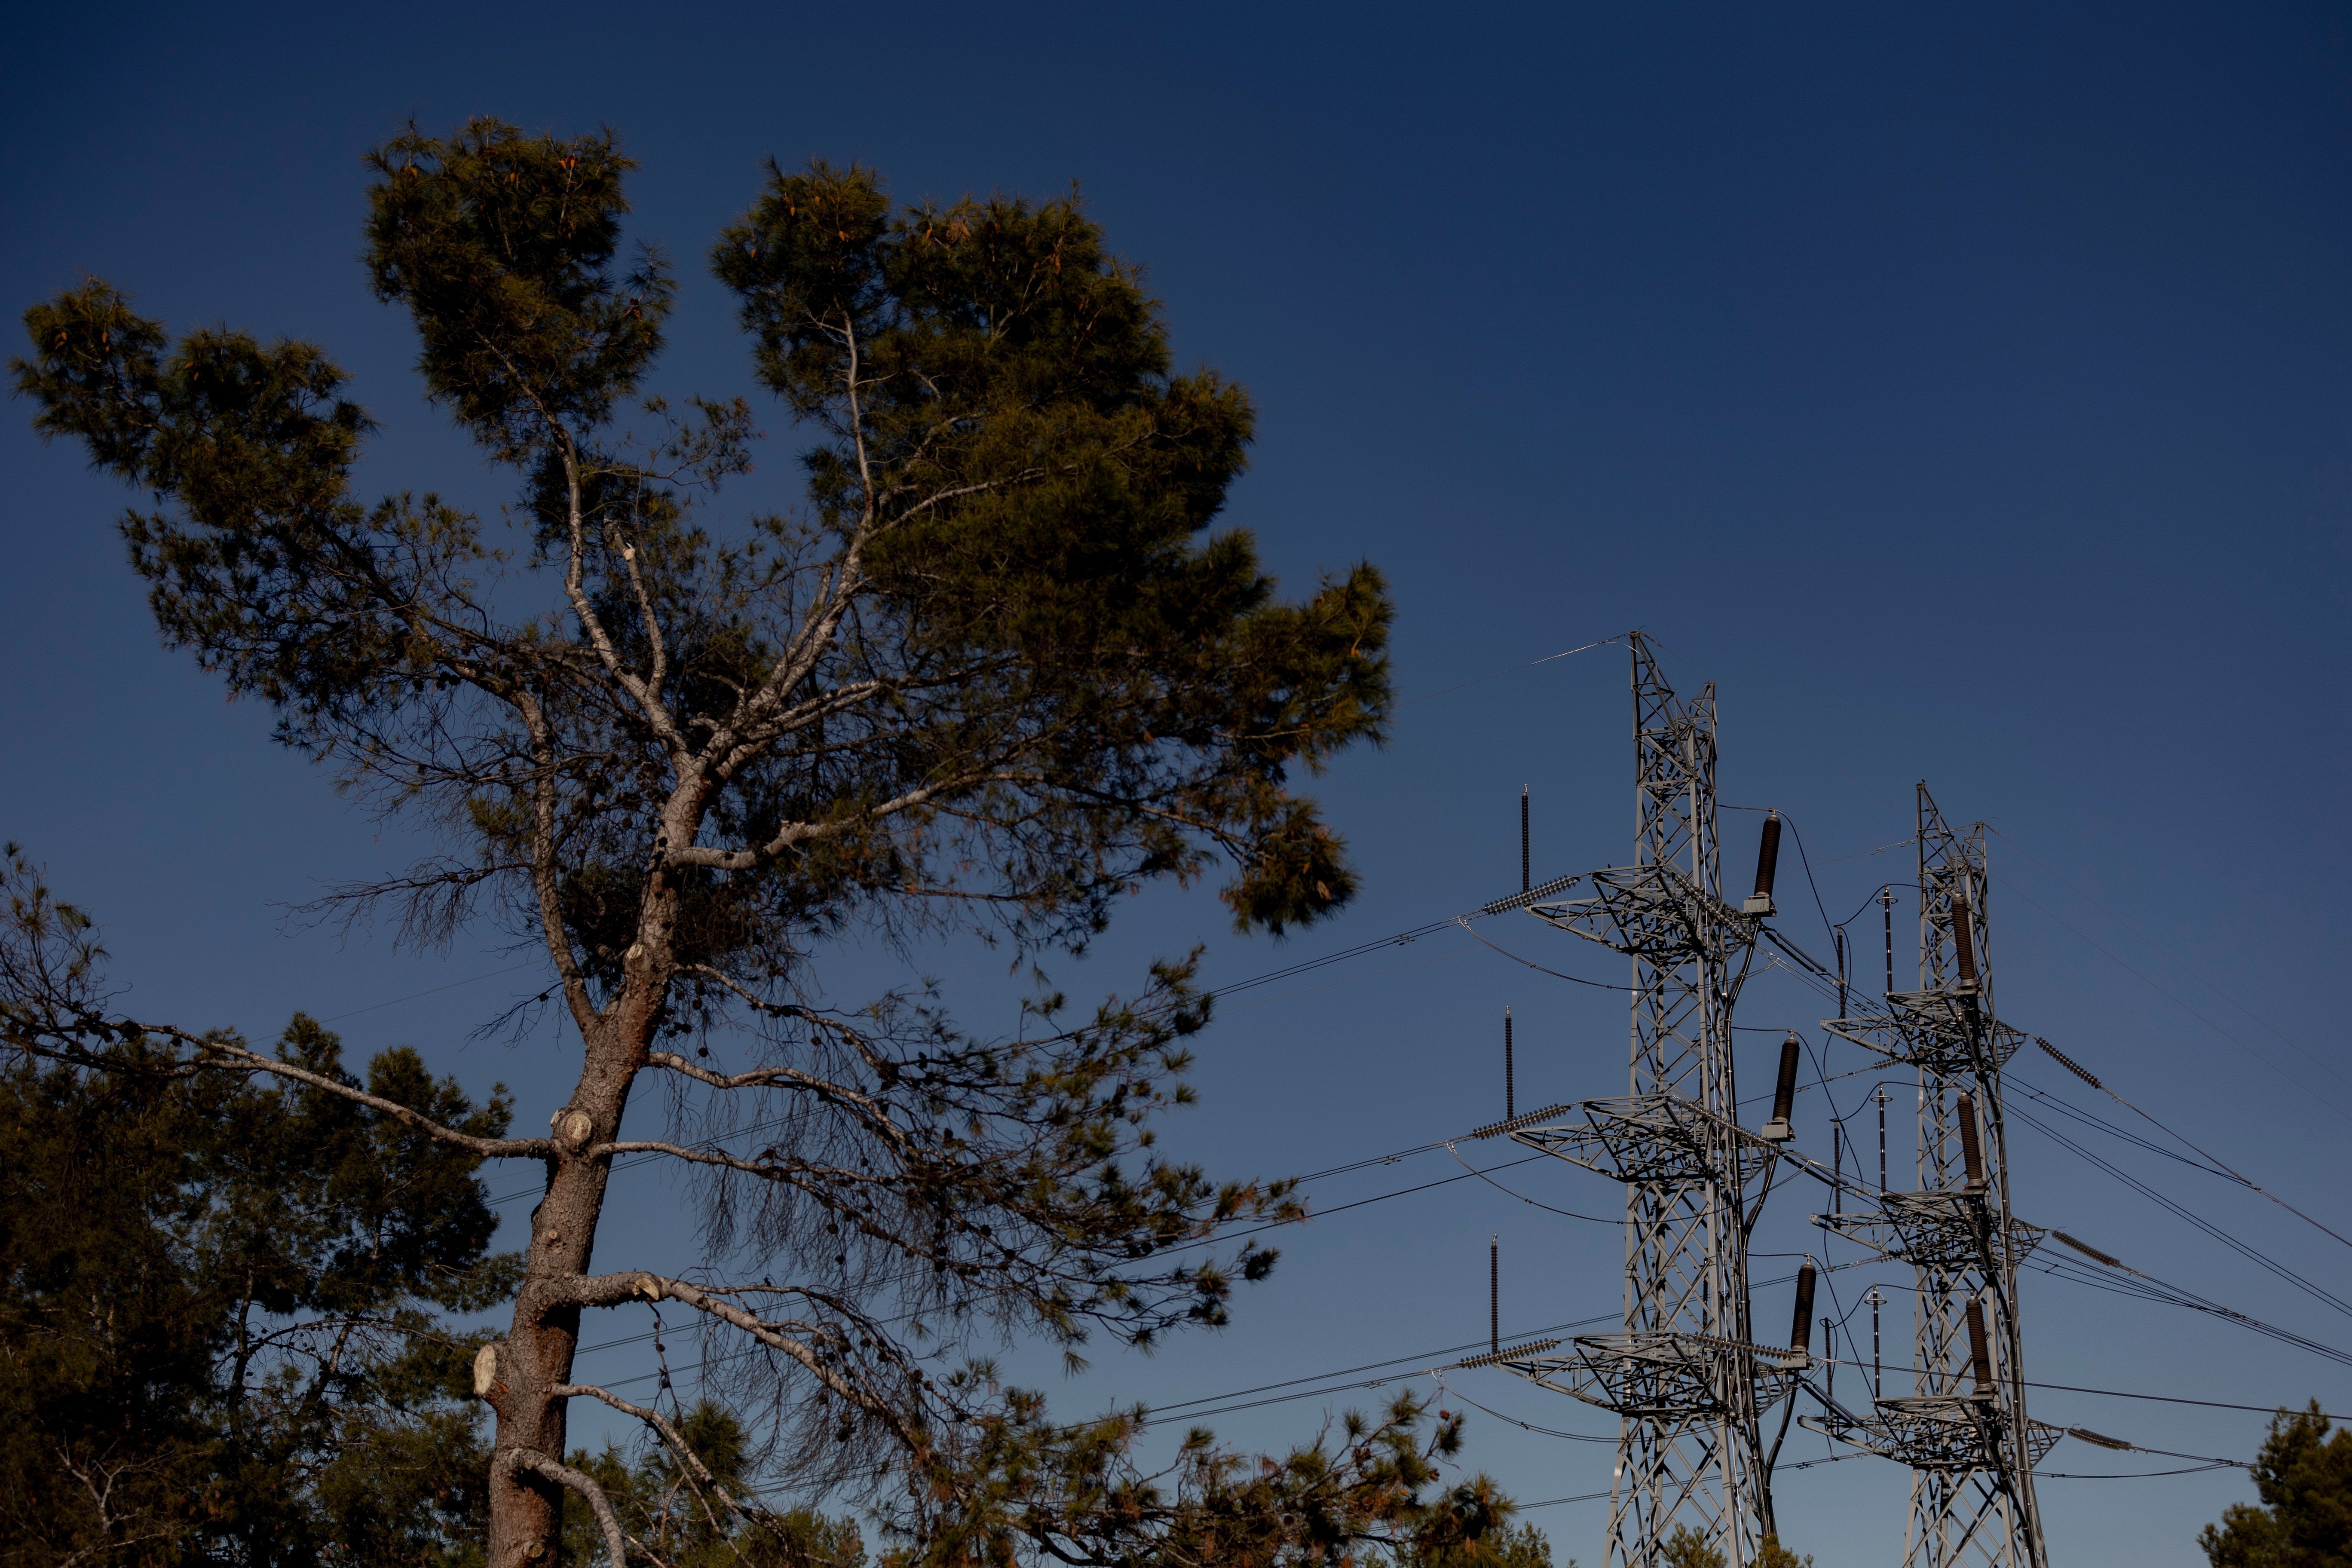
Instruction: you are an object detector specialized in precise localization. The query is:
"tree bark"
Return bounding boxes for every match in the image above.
[487,786,700,1568]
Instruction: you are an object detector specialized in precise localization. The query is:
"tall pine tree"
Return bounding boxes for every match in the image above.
[3,121,1527,1568]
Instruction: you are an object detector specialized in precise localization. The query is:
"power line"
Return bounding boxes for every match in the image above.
[1493,831,2352,1381]
[2012,1076,2236,1182]
[1748,932,2352,1307]
[1987,825,2352,1099]
[1389,635,1623,711]
[288,640,1625,1037]
[1788,1351,2345,1422]
[2030,1254,2352,1370]
[2035,1464,2239,1479]
[567,1148,1556,1360]
[1997,870,2352,1129]
[1744,917,2352,1317]
[1752,834,2352,1261]
[566,1239,2331,1478]
[1437,1141,1629,1224]
[2006,1098,2352,1322]
[1647,807,2352,1268]
[2026,1040,2352,1255]
[1452,916,1638,991]
[1140,1315,1616,1421]
[318,960,542,1023]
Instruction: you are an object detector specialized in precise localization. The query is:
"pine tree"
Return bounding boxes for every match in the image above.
[0,857,514,1568]
[1659,1524,1725,1568]
[9,119,1426,1567]
[1397,1517,1559,1566]
[2201,1402,2352,1568]
[560,1401,864,1568]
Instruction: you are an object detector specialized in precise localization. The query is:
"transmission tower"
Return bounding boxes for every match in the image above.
[1475,634,1796,1568]
[1806,785,2058,1568]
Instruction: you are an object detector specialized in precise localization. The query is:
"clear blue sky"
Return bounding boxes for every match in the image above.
[6,4,2350,1563]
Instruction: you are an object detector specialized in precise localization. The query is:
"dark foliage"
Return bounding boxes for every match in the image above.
[10,118,1427,1566]
[2202,1403,2352,1568]
[0,987,514,1568]
[562,1402,865,1568]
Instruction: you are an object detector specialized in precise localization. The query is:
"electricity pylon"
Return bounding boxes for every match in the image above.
[1477,634,1791,1568]
[1807,785,2058,1568]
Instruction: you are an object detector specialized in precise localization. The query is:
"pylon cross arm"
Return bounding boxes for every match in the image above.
[1529,863,1761,959]
[1500,1332,1801,1417]
[1803,1403,2066,1473]
[1813,1199,2047,1272]
[1510,1092,1778,1185]
[1824,994,2028,1074]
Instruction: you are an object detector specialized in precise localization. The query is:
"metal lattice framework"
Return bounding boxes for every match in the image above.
[1804,785,2055,1568]
[1490,635,1775,1568]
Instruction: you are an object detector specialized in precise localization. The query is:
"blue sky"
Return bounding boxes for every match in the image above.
[6,4,2351,1563]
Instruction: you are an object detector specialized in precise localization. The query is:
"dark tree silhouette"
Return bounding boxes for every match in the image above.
[9,119,1442,1567]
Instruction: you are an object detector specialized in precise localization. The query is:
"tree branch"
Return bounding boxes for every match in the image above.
[564,1271,923,1449]
[552,1382,738,1501]
[503,1446,652,1568]
[516,691,597,1033]
[150,1025,551,1158]
[517,379,685,757]
[606,500,669,708]
[667,768,1033,873]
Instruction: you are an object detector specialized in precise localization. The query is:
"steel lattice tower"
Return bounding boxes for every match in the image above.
[1480,635,1789,1568]
[1808,785,2056,1568]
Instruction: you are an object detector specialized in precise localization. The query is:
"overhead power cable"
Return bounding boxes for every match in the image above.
[1389,634,1624,711]
[297,638,1624,1034]
[570,1242,2340,1461]
[1452,916,1636,991]
[1988,824,2352,1099]
[318,960,542,1023]
[2030,1037,2352,1255]
[486,870,1645,1211]
[1518,1490,1614,1511]
[1428,1372,1613,1443]
[2030,1253,2352,1370]
[1493,894,2352,1369]
[1814,838,1917,869]
[570,1146,1557,1360]
[1996,869,2352,1129]
[2013,1075,2236,1181]
[2005,1099,2352,1322]
[1140,1314,1618,1423]
[2035,1464,2240,1479]
[2030,1222,2352,1369]
[1742,913,2352,1284]
[1438,1140,1628,1224]
[1795,1353,2346,1423]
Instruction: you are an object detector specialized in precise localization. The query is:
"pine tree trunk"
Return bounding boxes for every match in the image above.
[486,862,681,1567]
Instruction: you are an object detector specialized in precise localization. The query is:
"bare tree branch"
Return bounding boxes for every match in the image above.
[151,1025,550,1158]
[504,1447,650,1568]
[566,1272,923,1450]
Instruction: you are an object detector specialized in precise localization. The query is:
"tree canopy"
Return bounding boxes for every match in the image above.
[8,118,1447,1568]
[0,858,512,1567]
[2202,1403,2352,1568]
